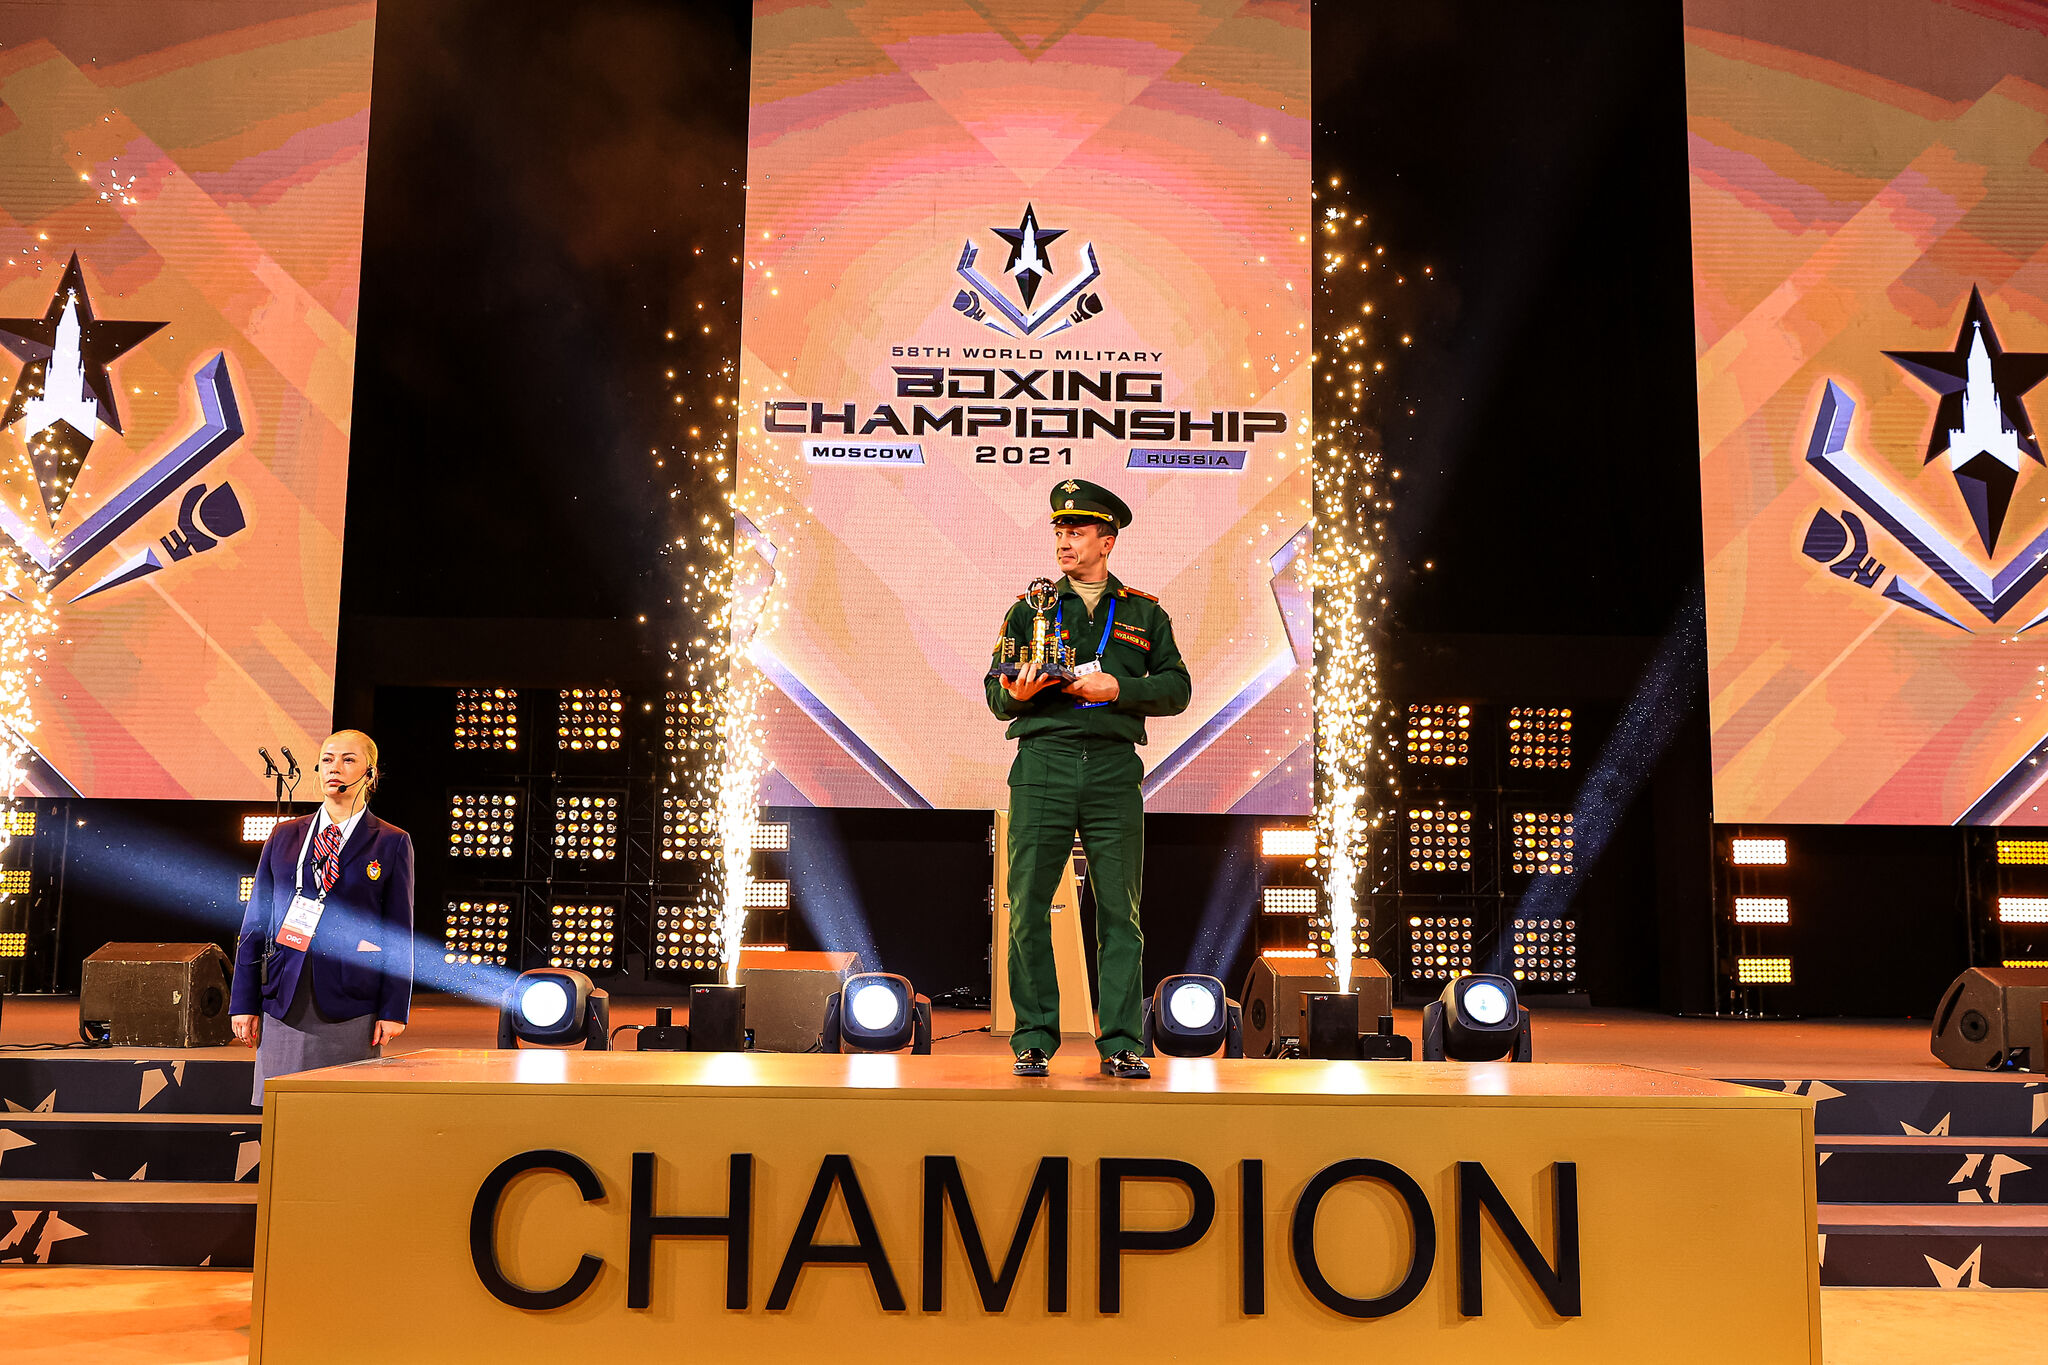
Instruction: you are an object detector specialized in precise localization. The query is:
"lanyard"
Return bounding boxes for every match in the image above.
[1053,593,1115,660]
[1055,592,1116,708]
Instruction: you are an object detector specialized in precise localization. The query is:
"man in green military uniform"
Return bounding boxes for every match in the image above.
[986,478,1191,1079]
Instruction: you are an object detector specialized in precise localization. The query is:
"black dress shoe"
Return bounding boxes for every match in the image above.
[1100,1049,1151,1079]
[1013,1048,1050,1077]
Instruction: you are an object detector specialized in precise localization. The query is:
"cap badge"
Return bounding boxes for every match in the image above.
[1060,480,1080,493]
[1063,499,1074,508]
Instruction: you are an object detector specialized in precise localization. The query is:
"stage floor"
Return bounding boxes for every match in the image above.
[4,1271,2045,1365]
[0,994,1976,1080]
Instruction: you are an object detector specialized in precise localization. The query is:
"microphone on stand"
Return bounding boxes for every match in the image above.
[258,747,282,779]
[280,747,301,780]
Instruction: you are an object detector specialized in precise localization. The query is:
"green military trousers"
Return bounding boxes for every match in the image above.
[1006,736,1146,1057]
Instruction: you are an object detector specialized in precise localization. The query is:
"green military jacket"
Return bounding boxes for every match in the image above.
[984,572,1192,746]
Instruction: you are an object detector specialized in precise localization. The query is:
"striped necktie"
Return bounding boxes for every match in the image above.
[312,822,344,893]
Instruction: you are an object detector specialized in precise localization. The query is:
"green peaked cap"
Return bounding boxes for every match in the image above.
[1048,478,1132,529]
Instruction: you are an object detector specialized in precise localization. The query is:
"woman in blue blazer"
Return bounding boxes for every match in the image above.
[230,730,415,1105]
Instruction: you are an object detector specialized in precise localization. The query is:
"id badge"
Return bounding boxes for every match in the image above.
[277,894,325,952]
[1072,660,1101,677]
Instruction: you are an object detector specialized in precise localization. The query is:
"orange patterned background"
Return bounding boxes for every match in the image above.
[0,3,372,799]
[739,0,1310,812]
[1688,0,2048,823]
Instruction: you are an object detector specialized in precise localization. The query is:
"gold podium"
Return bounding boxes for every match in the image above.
[989,809,1097,1039]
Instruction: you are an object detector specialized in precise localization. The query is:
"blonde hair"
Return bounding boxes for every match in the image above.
[325,729,379,787]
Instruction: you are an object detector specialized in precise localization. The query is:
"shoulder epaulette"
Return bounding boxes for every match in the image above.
[1117,587,1158,602]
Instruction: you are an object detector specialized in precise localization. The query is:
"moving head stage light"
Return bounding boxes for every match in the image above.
[821,972,932,1054]
[1142,973,1244,1058]
[498,968,610,1050]
[1421,974,1532,1062]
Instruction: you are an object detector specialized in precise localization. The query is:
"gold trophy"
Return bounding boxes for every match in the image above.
[989,577,1078,683]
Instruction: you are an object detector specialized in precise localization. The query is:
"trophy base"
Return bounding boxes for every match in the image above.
[988,662,1079,684]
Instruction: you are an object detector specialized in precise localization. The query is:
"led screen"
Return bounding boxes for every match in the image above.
[737,0,1311,811]
[1688,0,2048,823]
[0,2,374,797]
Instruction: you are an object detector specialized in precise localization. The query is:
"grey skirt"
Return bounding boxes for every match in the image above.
[252,970,380,1106]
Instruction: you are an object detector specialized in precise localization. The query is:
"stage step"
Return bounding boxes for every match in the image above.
[0,1051,257,1116]
[0,1113,261,1183]
[0,1179,256,1268]
[1729,1076,2048,1137]
[1819,1203,2048,1288]
[1815,1135,2048,1205]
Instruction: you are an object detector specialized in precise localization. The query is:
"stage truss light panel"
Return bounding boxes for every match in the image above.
[444,899,514,967]
[664,690,716,758]
[1509,811,1574,875]
[1734,896,1790,924]
[4,809,34,837]
[1730,836,1788,866]
[0,870,28,895]
[1506,706,1573,770]
[558,688,624,752]
[1262,885,1319,916]
[1408,914,1476,980]
[753,821,790,852]
[239,876,255,903]
[553,794,621,862]
[454,688,519,751]
[1996,840,2048,865]
[1404,702,1471,767]
[448,792,519,860]
[548,902,616,972]
[1509,915,1577,986]
[743,879,790,909]
[1260,826,1315,857]
[241,814,282,843]
[653,900,724,972]
[659,792,716,865]
[1997,897,2048,925]
[1406,807,1473,873]
[2006,958,2048,968]
[1736,956,1793,985]
[0,931,23,957]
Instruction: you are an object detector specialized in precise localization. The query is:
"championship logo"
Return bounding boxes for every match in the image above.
[952,203,1104,338]
[0,253,246,603]
[1800,287,2048,632]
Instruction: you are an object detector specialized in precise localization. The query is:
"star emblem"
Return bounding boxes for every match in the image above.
[1884,286,2048,553]
[991,205,1066,309]
[0,254,165,438]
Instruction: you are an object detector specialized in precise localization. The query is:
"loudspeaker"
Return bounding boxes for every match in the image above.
[1240,957,1391,1059]
[1931,967,2048,1072]
[735,949,863,1051]
[79,943,234,1047]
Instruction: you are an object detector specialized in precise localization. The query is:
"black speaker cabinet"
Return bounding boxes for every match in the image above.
[79,942,234,1047]
[735,950,863,1051]
[1240,957,1391,1058]
[1930,967,2048,1072]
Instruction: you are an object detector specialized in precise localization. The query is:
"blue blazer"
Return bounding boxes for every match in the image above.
[230,811,415,1025]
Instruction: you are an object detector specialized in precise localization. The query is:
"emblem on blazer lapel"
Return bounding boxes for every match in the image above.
[367,859,381,881]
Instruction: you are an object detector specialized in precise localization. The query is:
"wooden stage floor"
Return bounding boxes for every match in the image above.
[0,992,1984,1081]
[6,995,2044,1358]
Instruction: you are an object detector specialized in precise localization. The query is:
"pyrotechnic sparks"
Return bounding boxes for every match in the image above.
[660,219,799,985]
[1309,178,1422,993]
[0,556,56,885]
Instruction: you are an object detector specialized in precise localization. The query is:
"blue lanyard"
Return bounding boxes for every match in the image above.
[1054,592,1116,707]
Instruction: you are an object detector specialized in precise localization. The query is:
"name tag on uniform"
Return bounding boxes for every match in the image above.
[1072,660,1101,677]
[277,894,325,952]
